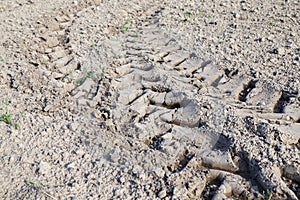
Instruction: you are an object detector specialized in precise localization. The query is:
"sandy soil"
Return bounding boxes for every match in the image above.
[0,0,299,199]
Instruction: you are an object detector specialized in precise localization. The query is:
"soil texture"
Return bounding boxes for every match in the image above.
[0,0,299,199]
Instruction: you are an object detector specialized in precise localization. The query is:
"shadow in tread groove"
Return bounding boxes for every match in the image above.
[172,150,195,173]
[148,131,168,150]
[273,91,292,113]
[239,79,258,102]
[149,100,181,109]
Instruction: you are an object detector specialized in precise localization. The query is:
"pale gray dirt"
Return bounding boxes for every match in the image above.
[0,0,299,199]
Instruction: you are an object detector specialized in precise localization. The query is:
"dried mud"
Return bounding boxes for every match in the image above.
[0,0,299,199]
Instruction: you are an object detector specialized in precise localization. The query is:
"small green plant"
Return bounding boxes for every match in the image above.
[0,99,14,127]
[0,112,13,126]
[24,179,57,199]
[74,68,89,85]
[67,71,74,78]
[102,66,110,75]
[269,21,275,26]
[74,68,106,85]
[25,179,39,187]
[0,99,26,129]
[247,189,272,200]
[20,109,26,116]
[262,189,272,200]
[0,57,4,62]
[198,8,206,17]
[74,76,87,85]
[183,11,193,21]
[90,42,97,47]
[120,19,129,33]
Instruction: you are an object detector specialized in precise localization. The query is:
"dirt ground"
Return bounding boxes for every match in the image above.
[0,0,299,199]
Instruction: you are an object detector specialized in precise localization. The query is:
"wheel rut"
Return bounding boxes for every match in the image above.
[70,5,300,200]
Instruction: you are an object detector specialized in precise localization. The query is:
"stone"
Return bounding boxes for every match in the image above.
[43,104,52,112]
[78,78,95,93]
[67,122,79,132]
[45,48,53,53]
[75,149,85,156]
[48,48,66,61]
[154,167,165,178]
[93,0,102,5]
[39,161,51,175]
[65,162,76,170]
[276,123,300,145]
[173,186,187,197]
[161,132,173,140]
[284,164,300,183]
[158,189,167,198]
[45,20,60,31]
[284,104,300,121]
[53,56,72,68]
[40,54,49,63]
[55,15,70,23]
[274,47,285,55]
[218,76,227,84]
[108,148,121,163]
[58,60,78,74]
[118,176,126,183]
[115,63,131,75]
[233,13,240,19]
[52,72,64,79]
[132,165,143,175]
[43,69,52,77]
[46,36,60,48]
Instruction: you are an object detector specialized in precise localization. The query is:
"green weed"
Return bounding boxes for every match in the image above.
[198,8,206,17]
[20,109,26,116]
[0,112,13,126]
[0,99,26,129]
[269,21,275,26]
[90,42,97,47]
[247,189,272,200]
[102,67,110,75]
[120,19,129,33]
[74,76,87,85]
[262,189,272,200]
[74,67,107,85]
[25,179,39,187]
[67,71,74,78]
[183,11,193,21]
[0,57,4,62]
[24,179,57,199]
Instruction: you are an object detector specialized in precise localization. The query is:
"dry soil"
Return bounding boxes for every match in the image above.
[0,0,299,199]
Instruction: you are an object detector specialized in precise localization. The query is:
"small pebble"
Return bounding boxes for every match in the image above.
[274,47,285,55]
[67,122,79,131]
[39,161,51,175]
[158,189,167,198]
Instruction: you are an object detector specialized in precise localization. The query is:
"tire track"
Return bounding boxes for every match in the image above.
[92,8,254,199]
[67,3,299,199]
